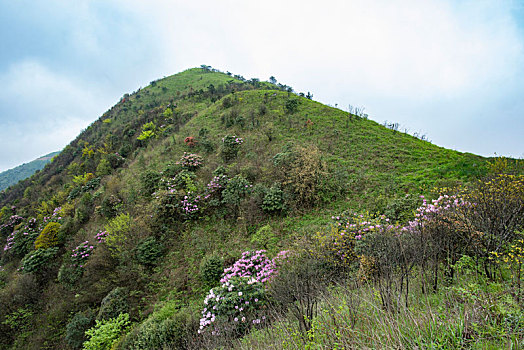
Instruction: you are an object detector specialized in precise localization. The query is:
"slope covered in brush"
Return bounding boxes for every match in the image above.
[0,67,494,349]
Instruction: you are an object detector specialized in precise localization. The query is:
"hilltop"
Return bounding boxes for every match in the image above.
[0,67,522,349]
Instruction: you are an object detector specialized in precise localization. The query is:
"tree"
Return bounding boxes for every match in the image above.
[269,76,277,84]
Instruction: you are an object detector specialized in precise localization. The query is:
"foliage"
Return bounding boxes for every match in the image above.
[261,184,285,213]
[118,307,194,350]
[83,313,131,350]
[97,287,129,321]
[135,237,163,266]
[221,175,252,211]
[104,213,132,257]
[250,225,278,252]
[65,310,95,349]
[34,222,61,249]
[137,122,157,141]
[141,170,161,197]
[200,254,224,287]
[220,135,244,161]
[284,98,299,114]
[276,144,326,207]
[177,152,204,171]
[20,247,58,273]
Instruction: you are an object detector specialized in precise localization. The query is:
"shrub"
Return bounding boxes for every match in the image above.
[221,175,252,211]
[96,158,112,176]
[251,225,278,252]
[141,170,161,197]
[97,287,129,321]
[83,313,131,350]
[384,194,422,224]
[104,213,131,257]
[200,254,224,287]
[220,135,243,162]
[285,98,299,114]
[100,195,121,219]
[34,222,61,249]
[57,261,83,288]
[120,308,194,350]
[269,253,337,333]
[177,152,203,171]
[283,145,326,207]
[65,310,95,349]
[198,276,268,336]
[137,122,156,142]
[261,184,285,213]
[135,237,163,266]
[171,170,197,193]
[20,247,58,273]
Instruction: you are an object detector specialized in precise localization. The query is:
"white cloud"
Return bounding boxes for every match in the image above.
[0,60,112,171]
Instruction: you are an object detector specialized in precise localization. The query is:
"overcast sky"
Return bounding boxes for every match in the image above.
[0,0,523,172]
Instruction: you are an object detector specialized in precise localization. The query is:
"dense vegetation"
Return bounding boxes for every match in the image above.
[0,152,59,192]
[0,66,522,349]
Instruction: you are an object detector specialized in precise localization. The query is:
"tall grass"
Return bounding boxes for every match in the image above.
[235,273,524,349]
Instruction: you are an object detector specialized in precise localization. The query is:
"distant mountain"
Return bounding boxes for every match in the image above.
[0,151,59,191]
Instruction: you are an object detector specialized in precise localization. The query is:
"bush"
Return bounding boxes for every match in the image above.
[141,170,161,197]
[261,184,285,213]
[119,308,194,350]
[269,253,337,333]
[220,135,243,162]
[285,98,300,114]
[97,287,129,321]
[177,152,203,171]
[83,313,131,350]
[104,213,132,257]
[58,261,83,288]
[276,144,326,208]
[200,254,223,287]
[384,194,422,224]
[221,175,252,212]
[65,310,95,349]
[250,225,278,252]
[20,247,59,273]
[135,237,163,266]
[34,222,61,249]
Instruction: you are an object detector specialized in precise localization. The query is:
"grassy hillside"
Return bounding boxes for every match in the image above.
[0,67,522,349]
[0,152,59,192]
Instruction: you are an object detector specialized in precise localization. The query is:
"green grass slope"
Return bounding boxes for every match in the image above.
[0,67,501,349]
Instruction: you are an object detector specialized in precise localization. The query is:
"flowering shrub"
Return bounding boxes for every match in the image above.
[0,214,23,236]
[177,152,203,171]
[95,230,109,243]
[43,206,63,224]
[198,276,267,336]
[204,175,228,200]
[20,247,59,273]
[8,218,40,258]
[198,250,290,336]
[313,212,398,269]
[184,136,197,147]
[71,241,95,268]
[221,250,282,284]
[3,231,16,252]
[179,192,202,218]
[220,135,244,161]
